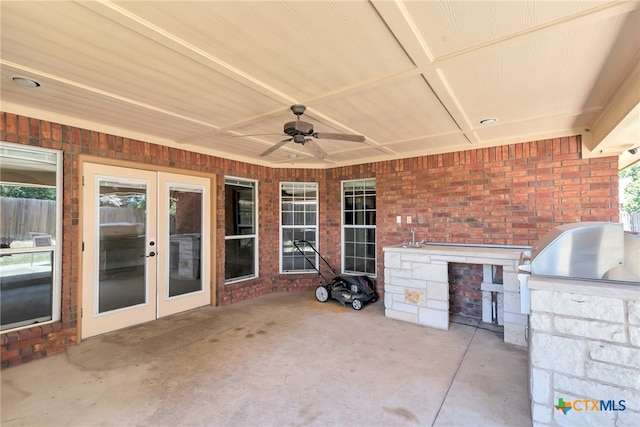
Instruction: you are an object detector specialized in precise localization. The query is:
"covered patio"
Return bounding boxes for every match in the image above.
[1,292,530,426]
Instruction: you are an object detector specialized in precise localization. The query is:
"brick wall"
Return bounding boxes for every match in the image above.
[374,139,619,247]
[1,112,619,368]
[448,263,484,319]
[328,138,618,297]
[174,192,202,234]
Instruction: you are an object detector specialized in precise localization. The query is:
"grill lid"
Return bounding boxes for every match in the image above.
[527,222,639,283]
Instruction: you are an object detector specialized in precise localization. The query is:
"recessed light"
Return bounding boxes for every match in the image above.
[480,118,497,125]
[9,76,41,88]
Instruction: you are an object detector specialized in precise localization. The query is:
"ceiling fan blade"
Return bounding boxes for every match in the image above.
[313,132,365,143]
[260,138,291,157]
[302,139,327,160]
[231,132,283,138]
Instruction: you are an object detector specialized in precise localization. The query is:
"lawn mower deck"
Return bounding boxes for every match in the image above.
[315,275,378,310]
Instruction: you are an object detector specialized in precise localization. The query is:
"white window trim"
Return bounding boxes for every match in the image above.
[341,178,377,278]
[0,142,62,332]
[224,176,259,284]
[279,182,319,274]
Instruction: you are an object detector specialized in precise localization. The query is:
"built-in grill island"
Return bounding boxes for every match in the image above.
[520,222,640,426]
[519,221,640,314]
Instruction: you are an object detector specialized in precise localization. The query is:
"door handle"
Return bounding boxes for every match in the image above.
[141,252,156,258]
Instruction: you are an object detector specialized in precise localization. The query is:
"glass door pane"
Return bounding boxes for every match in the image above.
[168,187,203,297]
[98,179,147,312]
[157,172,211,318]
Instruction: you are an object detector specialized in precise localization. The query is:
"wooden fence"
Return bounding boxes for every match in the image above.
[99,207,145,225]
[0,198,56,241]
[1,198,146,242]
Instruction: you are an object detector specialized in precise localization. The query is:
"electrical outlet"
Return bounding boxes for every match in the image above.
[396,216,402,224]
[406,216,412,224]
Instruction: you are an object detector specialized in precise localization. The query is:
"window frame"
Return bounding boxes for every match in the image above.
[341,178,376,277]
[0,142,63,332]
[224,176,259,284]
[279,182,319,274]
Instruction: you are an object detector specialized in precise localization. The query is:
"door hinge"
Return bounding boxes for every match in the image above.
[82,241,85,252]
[82,176,85,186]
[81,307,83,318]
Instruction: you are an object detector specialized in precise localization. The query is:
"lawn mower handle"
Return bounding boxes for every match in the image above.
[292,239,337,275]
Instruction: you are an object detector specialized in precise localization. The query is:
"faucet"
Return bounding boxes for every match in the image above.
[400,228,423,247]
[408,228,425,247]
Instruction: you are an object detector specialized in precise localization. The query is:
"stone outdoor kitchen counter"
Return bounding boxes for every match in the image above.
[527,276,640,426]
[383,243,527,347]
[383,243,640,426]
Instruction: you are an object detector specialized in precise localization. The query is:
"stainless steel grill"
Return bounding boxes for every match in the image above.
[522,222,639,282]
[518,222,640,314]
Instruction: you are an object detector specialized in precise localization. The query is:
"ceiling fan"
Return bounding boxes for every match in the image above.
[257,105,366,160]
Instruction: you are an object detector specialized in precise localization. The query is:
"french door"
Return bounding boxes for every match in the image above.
[81,163,211,339]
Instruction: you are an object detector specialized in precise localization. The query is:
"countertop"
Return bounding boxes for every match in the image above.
[383,243,528,261]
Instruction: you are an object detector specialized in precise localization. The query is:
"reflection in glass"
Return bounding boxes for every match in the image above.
[343,178,376,275]
[98,180,146,313]
[225,184,255,235]
[0,252,53,330]
[0,143,60,330]
[225,178,257,282]
[225,238,254,280]
[169,188,203,297]
[282,229,316,272]
[280,182,318,272]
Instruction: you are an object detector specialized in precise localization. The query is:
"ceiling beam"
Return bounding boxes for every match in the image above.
[370,0,473,143]
[587,52,640,152]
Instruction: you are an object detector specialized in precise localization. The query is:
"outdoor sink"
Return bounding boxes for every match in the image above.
[400,242,425,248]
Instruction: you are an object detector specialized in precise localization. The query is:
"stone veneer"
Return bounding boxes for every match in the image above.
[528,277,640,426]
[383,244,527,347]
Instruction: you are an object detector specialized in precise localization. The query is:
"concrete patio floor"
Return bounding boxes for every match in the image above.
[1,292,532,426]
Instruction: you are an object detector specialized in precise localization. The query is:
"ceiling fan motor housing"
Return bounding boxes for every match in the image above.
[284,120,313,136]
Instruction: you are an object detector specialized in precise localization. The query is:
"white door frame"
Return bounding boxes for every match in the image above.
[81,161,214,339]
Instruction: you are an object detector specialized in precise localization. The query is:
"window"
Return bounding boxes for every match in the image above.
[224,177,258,282]
[342,179,376,276]
[280,182,318,273]
[0,142,62,331]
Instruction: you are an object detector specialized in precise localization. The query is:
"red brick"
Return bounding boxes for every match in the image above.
[8,337,43,351]
[1,349,20,361]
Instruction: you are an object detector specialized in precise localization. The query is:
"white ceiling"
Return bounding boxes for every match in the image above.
[1,1,639,169]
